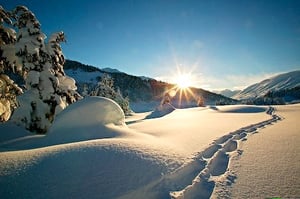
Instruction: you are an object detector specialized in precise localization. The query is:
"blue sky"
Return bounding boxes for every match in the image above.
[2,0,300,90]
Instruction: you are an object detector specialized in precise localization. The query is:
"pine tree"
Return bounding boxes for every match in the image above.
[90,74,131,115]
[0,6,81,133]
[0,6,23,122]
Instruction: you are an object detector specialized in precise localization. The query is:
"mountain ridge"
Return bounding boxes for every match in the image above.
[64,60,236,107]
[233,70,300,103]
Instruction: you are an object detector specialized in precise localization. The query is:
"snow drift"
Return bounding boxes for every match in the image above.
[47,96,125,143]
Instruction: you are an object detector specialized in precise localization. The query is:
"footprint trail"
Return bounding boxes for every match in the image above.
[167,106,282,199]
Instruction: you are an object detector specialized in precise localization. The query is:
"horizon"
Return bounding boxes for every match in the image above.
[2,0,300,90]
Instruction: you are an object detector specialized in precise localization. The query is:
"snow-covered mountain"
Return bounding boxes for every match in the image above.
[214,89,241,98]
[101,67,123,73]
[64,60,236,107]
[233,70,300,103]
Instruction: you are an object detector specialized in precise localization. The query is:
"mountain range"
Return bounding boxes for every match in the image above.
[233,70,300,104]
[64,60,236,108]
[214,89,241,98]
[64,60,300,106]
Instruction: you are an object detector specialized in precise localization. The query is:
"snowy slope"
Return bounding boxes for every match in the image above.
[214,89,241,98]
[2,96,297,198]
[102,67,123,73]
[65,68,103,84]
[233,70,300,100]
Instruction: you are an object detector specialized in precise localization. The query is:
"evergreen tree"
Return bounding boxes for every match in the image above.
[0,6,23,121]
[0,6,81,133]
[90,74,131,115]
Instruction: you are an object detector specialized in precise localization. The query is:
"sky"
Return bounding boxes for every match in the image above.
[2,0,300,90]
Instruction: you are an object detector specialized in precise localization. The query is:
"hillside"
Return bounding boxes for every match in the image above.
[214,89,241,98]
[233,70,300,104]
[64,60,236,108]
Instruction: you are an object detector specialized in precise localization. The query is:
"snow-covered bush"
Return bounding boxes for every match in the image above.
[90,74,131,115]
[0,6,81,133]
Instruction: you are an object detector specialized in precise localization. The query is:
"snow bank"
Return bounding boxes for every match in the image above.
[47,97,125,143]
[146,103,176,119]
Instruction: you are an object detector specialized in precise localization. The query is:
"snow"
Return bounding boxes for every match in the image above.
[226,105,300,198]
[101,67,122,73]
[65,68,103,83]
[47,96,126,145]
[0,101,299,198]
[57,75,77,91]
[233,70,300,100]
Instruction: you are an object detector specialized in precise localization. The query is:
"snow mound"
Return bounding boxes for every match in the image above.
[47,97,125,143]
[146,103,176,119]
[217,105,268,113]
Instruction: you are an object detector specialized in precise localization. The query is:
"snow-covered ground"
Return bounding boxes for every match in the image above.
[0,97,299,198]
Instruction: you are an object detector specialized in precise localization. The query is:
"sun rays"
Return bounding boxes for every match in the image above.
[163,66,201,108]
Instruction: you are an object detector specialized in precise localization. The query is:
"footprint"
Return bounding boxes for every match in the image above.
[245,127,257,133]
[202,144,222,159]
[166,158,206,191]
[168,106,282,198]
[175,178,215,199]
[223,140,237,152]
[233,132,247,140]
[208,150,229,176]
[214,134,232,145]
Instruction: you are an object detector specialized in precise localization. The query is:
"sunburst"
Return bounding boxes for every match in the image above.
[164,66,200,108]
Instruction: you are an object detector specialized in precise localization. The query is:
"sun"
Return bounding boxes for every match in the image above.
[175,74,192,89]
[163,66,201,108]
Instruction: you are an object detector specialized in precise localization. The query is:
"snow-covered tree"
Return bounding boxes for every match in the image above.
[0,6,23,121]
[197,96,204,107]
[90,74,131,115]
[0,6,81,133]
[91,74,116,99]
[114,87,131,115]
[0,74,22,121]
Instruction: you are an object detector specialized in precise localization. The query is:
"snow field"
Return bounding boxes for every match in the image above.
[228,105,300,198]
[0,102,296,199]
[122,106,281,199]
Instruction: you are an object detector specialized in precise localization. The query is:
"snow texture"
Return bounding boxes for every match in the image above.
[0,103,299,199]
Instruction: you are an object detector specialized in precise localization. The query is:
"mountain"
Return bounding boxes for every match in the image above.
[63,60,236,107]
[233,70,300,103]
[214,89,241,98]
[102,67,122,73]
